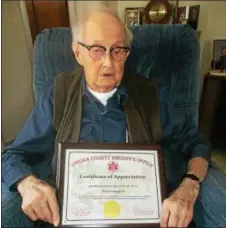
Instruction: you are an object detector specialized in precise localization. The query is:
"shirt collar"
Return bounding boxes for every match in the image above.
[81,77,128,106]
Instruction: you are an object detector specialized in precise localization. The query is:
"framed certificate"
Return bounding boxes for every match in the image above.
[56,143,167,227]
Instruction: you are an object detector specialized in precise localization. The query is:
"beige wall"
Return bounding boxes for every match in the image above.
[2,1,34,143]
[178,1,226,78]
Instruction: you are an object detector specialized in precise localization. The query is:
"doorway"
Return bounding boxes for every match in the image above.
[25,0,70,43]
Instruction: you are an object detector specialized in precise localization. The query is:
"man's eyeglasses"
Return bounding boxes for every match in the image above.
[78,42,130,61]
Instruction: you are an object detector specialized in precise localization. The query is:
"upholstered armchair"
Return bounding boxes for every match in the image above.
[24,23,202,228]
[33,24,200,189]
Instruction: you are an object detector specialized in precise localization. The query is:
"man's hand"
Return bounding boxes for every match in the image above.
[160,178,200,227]
[17,175,60,227]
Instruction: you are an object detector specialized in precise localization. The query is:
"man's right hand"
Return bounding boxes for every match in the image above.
[17,175,60,227]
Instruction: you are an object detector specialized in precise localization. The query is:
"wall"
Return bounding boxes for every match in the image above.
[2,1,34,143]
[178,1,226,78]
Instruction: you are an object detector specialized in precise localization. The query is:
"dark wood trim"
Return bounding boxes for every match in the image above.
[173,0,179,24]
[25,0,37,43]
[25,0,70,43]
[199,73,226,148]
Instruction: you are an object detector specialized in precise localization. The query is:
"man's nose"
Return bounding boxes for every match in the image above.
[102,52,113,67]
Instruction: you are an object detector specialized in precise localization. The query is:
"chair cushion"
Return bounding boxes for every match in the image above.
[33,28,77,101]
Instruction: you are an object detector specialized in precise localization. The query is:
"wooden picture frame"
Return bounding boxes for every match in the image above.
[125,8,141,27]
[187,5,200,30]
[176,6,189,24]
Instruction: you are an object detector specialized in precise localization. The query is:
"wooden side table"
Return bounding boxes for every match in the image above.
[199,70,226,149]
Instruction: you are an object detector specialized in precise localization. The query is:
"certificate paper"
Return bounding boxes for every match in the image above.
[58,146,163,226]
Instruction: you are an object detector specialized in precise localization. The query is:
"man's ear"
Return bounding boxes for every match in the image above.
[72,42,83,66]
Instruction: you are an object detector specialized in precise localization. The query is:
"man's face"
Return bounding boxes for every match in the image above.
[73,12,129,92]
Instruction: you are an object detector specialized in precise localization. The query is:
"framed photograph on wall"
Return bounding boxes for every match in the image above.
[212,39,226,69]
[125,8,140,27]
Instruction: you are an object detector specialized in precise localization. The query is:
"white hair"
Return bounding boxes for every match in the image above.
[71,6,133,47]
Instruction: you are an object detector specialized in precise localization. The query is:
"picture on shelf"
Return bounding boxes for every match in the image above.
[125,8,144,27]
[187,5,200,30]
[175,5,200,30]
[176,6,189,24]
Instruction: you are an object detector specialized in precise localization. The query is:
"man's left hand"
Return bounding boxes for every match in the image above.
[160,178,200,227]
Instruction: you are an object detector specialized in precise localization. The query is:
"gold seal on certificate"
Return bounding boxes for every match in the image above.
[56,144,167,227]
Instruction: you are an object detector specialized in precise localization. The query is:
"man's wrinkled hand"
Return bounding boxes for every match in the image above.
[160,178,200,227]
[17,175,60,227]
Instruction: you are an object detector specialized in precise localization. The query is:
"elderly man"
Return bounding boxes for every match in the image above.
[2,7,226,228]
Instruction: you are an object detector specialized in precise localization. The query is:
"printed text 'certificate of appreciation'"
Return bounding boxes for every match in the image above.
[57,145,164,227]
